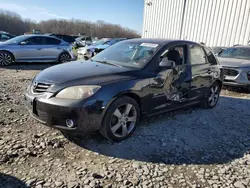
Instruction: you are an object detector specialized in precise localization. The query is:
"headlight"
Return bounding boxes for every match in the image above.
[56,85,101,100]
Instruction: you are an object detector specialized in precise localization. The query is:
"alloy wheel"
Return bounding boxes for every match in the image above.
[0,52,13,66]
[110,103,137,138]
[59,53,71,63]
[208,85,220,106]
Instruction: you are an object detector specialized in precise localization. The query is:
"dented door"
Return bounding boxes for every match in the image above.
[149,64,192,112]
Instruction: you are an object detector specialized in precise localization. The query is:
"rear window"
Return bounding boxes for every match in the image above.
[205,47,218,65]
[45,37,61,45]
[62,36,75,43]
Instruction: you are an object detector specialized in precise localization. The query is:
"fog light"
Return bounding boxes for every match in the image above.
[66,119,75,128]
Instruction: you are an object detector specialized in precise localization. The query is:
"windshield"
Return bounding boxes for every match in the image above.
[3,35,29,44]
[219,47,250,59]
[91,41,159,68]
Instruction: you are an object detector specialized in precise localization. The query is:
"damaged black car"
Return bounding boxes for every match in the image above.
[25,39,223,141]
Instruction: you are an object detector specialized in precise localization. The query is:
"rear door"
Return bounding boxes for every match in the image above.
[189,45,212,100]
[15,36,45,61]
[149,44,192,112]
[42,37,62,61]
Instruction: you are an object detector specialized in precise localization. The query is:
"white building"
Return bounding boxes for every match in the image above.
[142,0,250,47]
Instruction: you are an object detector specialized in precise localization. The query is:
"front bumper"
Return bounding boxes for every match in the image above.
[24,92,105,135]
[223,68,250,88]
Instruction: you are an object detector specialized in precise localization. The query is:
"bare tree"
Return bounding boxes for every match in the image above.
[0,10,141,38]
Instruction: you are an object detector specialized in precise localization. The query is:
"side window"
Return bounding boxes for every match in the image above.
[24,37,44,45]
[204,47,218,65]
[161,45,186,65]
[190,45,207,65]
[44,37,61,45]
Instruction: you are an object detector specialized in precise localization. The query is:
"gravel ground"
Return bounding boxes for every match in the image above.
[0,64,250,188]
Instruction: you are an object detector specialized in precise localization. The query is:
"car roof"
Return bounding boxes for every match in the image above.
[21,34,64,41]
[123,38,198,45]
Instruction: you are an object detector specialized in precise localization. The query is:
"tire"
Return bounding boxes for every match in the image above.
[100,96,140,142]
[201,81,222,108]
[0,51,14,66]
[58,52,71,63]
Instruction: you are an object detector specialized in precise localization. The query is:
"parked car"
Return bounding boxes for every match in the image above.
[45,33,75,44]
[77,38,126,59]
[73,36,92,48]
[71,35,81,39]
[77,38,111,59]
[211,46,227,56]
[0,31,15,42]
[0,35,76,66]
[217,46,250,91]
[25,39,223,141]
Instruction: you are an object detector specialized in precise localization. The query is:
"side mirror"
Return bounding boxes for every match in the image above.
[159,57,175,69]
[20,41,27,45]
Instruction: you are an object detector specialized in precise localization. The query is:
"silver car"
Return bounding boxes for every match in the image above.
[0,35,76,66]
[217,46,250,91]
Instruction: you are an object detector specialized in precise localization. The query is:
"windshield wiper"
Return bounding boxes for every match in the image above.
[94,60,123,67]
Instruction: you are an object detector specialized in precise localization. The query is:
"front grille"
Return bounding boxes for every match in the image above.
[33,82,52,93]
[223,68,239,76]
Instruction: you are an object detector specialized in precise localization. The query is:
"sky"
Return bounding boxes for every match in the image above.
[0,0,144,33]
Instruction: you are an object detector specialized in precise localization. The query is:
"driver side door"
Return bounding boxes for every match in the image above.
[149,44,192,113]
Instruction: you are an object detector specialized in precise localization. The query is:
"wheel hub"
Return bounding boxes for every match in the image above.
[110,103,137,138]
[119,115,128,125]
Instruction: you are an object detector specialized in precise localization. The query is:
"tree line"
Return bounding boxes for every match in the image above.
[0,10,141,38]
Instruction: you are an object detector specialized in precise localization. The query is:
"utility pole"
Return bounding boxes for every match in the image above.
[179,0,187,39]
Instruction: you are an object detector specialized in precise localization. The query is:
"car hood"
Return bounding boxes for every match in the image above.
[35,60,133,87]
[218,57,250,68]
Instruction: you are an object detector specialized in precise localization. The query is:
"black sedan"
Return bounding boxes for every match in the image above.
[25,39,223,141]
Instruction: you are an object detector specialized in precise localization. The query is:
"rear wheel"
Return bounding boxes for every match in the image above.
[201,82,221,108]
[100,96,140,142]
[0,51,14,66]
[58,52,71,63]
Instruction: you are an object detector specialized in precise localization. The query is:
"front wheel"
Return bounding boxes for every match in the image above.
[0,51,14,66]
[100,96,140,142]
[58,52,71,63]
[201,82,221,108]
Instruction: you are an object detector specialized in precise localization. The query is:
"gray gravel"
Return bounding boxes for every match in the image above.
[0,64,250,188]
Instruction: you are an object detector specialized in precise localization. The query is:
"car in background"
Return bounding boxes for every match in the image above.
[217,46,250,91]
[211,46,227,56]
[0,31,16,42]
[71,35,81,39]
[0,35,76,66]
[77,38,111,59]
[45,33,75,44]
[25,39,223,141]
[73,36,92,48]
[77,38,126,59]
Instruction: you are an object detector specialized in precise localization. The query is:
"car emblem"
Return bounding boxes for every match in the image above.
[33,81,38,89]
